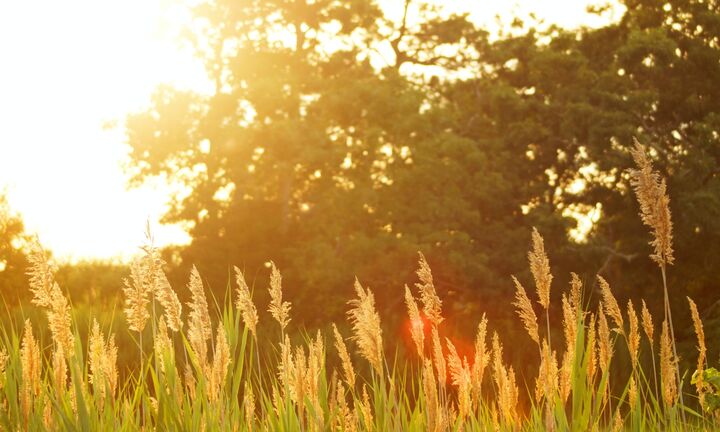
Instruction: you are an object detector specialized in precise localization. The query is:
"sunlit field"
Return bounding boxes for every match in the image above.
[1,0,719,431]
[0,143,714,430]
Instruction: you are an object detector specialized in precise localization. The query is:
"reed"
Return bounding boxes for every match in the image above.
[0,142,715,430]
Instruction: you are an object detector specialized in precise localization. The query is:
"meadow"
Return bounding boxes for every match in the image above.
[0,143,715,431]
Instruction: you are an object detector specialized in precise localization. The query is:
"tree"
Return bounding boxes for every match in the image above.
[0,193,29,304]
[125,0,491,324]
[434,0,720,367]
[125,0,720,352]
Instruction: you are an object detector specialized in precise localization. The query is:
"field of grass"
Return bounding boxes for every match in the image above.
[0,142,716,431]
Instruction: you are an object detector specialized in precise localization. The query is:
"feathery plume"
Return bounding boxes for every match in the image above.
[0,348,7,390]
[347,279,383,375]
[492,332,518,425]
[598,306,613,375]
[277,335,293,397]
[535,339,558,403]
[687,297,707,407]
[184,362,196,400]
[560,294,578,402]
[446,338,472,421]
[641,300,654,346]
[210,325,231,402]
[332,323,356,388]
[140,230,184,332]
[105,335,118,398]
[27,238,60,309]
[512,276,540,345]
[234,266,258,336]
[598,276,624,332]
[629,376,638,409]
[422,359,439,432]
[528,228,552,309]
[472,314,489,406]
[268,262,291,331]
[52,345,67,393]
[416,252,443,326]
[335,379,357,432]
[628,140,674,266]
[360,385,373,430]
[559,354,572,404]
[491,332,503,391]
[660,320,677,406]
[187,265,212,369]
[21,320,40,421]
[569,272,582,313]
[27,240,74,357]
[561,294,578,362]
[292,345,308,411]
[89,320,106,398]
[538,338,559,432]
[154,317,174,374]
[404,285,425,358]
[153,264,183,332]
[627,300,640,369]
[505,369,519,426]
[586,313,598,384]
[244,383,255,430]
[88,319,118,404]
[123,257,151,334]
[431,326,446,389]
[307,331,325,427]
[612,410,623,432]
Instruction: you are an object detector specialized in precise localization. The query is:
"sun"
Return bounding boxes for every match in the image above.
[0,0,210,261]
[0,0,619,261]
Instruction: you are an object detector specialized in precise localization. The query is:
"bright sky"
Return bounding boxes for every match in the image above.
[0,0,622,262]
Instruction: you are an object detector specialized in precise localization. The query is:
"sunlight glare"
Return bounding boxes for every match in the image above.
[0,0,210,261]
[0,0,620,261]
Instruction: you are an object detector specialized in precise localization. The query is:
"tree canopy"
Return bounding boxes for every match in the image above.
[0,193,29,303]
[125,0,720,351]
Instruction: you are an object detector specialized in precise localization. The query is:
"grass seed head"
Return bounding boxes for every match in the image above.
[629,140,674,266]
[472,314,489,405]
[210,325,231,402]
[27,240,74,357]
[598,306,612,374]
[123,257,151,334]
[528,228,552,310]
[347,279,383,375]
[422,359,439,431]
[569,272,582,312]
[332,323,356,389]
[512,276,540,345]
[416,252,443,326]
[535,339,558,403]
[446,338,472,420]
[598,276,624,332]
[52,344,67,394]
[431,326,446,389]
[268,262,291,331]
[234,266,258,336]
[187,265,212,369]
[660,320,677,406]
[153,264,183,332]
[586,312,598,385]
[641,300,654,346]
[21,319,41,421]
[627,300,640,369]
[404,284,425,358]
[688,297,707,407]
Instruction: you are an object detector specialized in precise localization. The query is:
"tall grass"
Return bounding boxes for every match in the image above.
[0,142,714,431]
